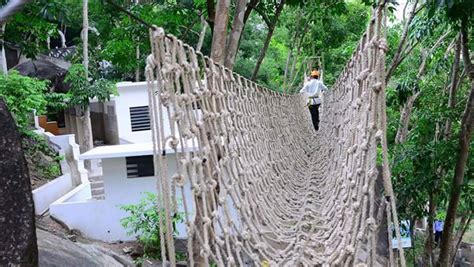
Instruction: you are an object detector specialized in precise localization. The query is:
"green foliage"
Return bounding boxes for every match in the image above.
[90,1,201,80]
[64,64,117,108]
[120,192,185,261]
[22,131,62,181]
[405,232,425,267]
[387,14,473,223]
[426,0,474,27]
[3,0,60,59]
[0,71,49,129]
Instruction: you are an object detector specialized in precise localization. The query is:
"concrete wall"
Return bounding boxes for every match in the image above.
[90,102,106,143]
[115,82,152,144]
[32,174,73,215]
[31,128,89,215]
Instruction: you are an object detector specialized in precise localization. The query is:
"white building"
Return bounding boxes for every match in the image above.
[48,82,194,242]
[49,143,193,242]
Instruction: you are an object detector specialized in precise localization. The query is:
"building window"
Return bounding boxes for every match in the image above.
[126,156,154,178]
[130,106,151,132]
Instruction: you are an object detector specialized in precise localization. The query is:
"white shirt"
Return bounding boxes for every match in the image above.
[299,79,328,105]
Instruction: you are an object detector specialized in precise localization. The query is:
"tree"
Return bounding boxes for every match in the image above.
[76,0,93,168]
[251,0,285,80]
[208,0,264,69]
[437,18,474,267]
[64,64,116,149]
[209,0,229,64]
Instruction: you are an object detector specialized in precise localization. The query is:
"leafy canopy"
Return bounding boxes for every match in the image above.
[64,64,117,109]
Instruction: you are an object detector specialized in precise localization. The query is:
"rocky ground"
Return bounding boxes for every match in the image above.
[36,215,138,266]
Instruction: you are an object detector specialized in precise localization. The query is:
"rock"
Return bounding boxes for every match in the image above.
[65,234,77,242]
[37,229,132,267]
[0,99,38,266]
[122,246,133,254]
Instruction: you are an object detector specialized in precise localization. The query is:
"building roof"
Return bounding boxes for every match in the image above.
[80,141,196,160]
[116,81,149,87]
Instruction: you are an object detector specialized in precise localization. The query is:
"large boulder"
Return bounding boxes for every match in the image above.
[0,99,38,266]
[13,55,71,93]
[37,229,130,267]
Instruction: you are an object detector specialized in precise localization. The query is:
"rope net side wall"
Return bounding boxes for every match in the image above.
[145,3,405,266]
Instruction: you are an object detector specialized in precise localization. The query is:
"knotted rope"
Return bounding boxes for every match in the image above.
[145,2,406,266]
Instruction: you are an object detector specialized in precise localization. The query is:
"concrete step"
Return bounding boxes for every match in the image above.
[89,176,103,182]
[91,188,105,195]
[90,181,104,189]
[93,194,105,200]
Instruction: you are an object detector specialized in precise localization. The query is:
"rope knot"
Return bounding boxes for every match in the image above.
[172,174,185,187]
[151,27,165,40]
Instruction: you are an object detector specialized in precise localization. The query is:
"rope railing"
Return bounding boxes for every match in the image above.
[145,2,406,266]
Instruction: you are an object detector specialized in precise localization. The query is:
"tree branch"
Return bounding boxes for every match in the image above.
[386,0,420,83]
[460,22,474,80]
[254,6,272,27]
[243,0,259,24]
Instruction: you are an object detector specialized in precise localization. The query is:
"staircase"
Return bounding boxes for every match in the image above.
[88,159,105,200]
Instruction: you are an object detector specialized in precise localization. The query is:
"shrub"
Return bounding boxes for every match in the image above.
[0,71,49,129]
[22,131,63,182]
[120,192,185,262]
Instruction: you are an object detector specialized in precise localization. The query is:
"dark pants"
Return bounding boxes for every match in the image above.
[309,104,320,131]
[435,231,442,246]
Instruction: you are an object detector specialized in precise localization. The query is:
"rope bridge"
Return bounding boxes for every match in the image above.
[145,3,406,266]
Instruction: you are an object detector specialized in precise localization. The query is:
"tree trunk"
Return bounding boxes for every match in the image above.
[58,29,67,48]
[445,35,462,139]
[437,25,474,266]
[83,0,89,73]
[243,0,259,24]
[210,0,230,64]
[395,91,420,144]
[449,213,471,266]
[437,77,474,267]
[224,0,247,70]
[409,216,417,267]
[251,0,285,81]
[79,0,93,169]
[1,23,7,74]
[135,45,140,82]
[0,99,38,266]
[206,0,216,33]
[196,15,208,52]
[283,48,293,92]
[394,32,449,144]
[449,214,471,266]
[385,0,419,83]
[422,192,436,266]
[288,21,309,89]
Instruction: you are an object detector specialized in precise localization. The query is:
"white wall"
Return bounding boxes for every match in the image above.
[30,129,88,215]
[49,154,192,242]
[115,82,152,144]
[32,174,73,215]
[114,82,176,144]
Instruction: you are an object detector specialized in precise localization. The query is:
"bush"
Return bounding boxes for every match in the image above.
[120,192,185,262]
[22,132,63,183]
[0,71,49,129]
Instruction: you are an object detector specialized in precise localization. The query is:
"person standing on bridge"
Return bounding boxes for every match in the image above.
[299,70,327,131]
